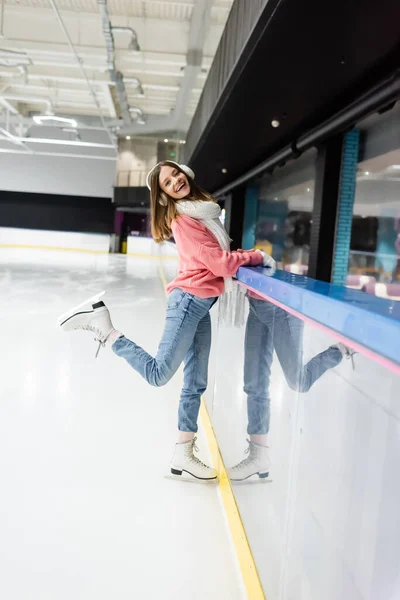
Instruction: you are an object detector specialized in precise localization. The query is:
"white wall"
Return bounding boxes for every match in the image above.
[0,154,116,198]
[116,138,158,186]
[0,227,110,252]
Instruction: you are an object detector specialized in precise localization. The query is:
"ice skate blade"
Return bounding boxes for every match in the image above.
[164,474,218,485]
[230,477,273,485]
[57,291,105,325]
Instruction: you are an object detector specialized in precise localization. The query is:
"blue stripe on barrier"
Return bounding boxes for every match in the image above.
[236,267,400,366]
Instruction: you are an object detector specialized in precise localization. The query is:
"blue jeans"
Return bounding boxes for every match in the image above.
[112,288,217,433]
[244,297,342,435]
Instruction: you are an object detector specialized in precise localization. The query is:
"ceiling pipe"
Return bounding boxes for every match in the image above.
[48,0,117,151]
[0,0,5,39]
[110,70,131,125]
[98,0,143,126]
[0,126,33,153]
[0,97,19,114]
[111,26,140,52]
[0,93,53,114]
[129,106,146,125]
[124,76,144,96]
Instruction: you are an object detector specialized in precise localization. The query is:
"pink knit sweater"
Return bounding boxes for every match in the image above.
[166,215,263,298]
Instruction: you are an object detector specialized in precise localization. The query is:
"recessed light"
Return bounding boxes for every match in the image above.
[221,168,227,174]
[164,138,169,143]
[306,188,311,192]
[364,171,370,176]
[271,120,280,128]
[126,136,131,140]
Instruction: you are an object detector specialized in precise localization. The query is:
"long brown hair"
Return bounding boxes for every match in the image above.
[149,160,214,243]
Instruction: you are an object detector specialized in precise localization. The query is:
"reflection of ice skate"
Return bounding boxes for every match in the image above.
[334,342,357,370]
[57,290,105,325]
[230,477,273,486]
[169,438,217,482]
[227,440,270,482]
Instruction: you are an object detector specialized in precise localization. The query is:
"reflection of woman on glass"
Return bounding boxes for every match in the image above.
[228,290,355,482]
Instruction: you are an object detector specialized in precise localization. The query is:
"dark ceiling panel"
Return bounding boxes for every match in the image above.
[186,0,400,192]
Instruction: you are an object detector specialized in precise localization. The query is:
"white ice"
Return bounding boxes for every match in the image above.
[0,248,244,600]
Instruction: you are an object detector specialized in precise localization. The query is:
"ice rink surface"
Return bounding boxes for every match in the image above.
[0,248,244,600]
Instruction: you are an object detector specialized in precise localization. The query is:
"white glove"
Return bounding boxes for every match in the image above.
[256,250,276,275]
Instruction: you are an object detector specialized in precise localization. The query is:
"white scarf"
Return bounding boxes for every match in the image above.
[176,200,247,326]
[176,200,233,292]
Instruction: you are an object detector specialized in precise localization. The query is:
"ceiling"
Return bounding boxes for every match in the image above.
[0,0,234,159]
[185,0,400,193]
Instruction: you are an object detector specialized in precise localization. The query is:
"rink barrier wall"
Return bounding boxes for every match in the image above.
[157,259,266,600]
[237,267,400,372]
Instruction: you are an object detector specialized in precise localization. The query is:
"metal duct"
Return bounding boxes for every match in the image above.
[124,77,144,96]
[129,107,146,125]
[112,70,131,125]
[0,93,53,114]
[112,27,140,52]
[98,0,142,126]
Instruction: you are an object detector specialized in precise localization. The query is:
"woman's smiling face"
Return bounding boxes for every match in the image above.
[159,165,190,200]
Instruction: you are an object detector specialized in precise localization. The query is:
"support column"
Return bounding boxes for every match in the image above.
[332,129,360,285]
[223,185,246,250]
[308,134,344,282]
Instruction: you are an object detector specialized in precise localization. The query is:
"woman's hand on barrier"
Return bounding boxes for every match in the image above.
[256,250,276,276]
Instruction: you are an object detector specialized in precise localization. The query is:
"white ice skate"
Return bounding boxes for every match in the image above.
[57,291,116,357]
[334,342,357,369]
[168,438,217,483]
[227,440,270,482]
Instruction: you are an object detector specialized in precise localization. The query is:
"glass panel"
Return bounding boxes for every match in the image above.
[205,286,400,600]
[349,105,400,300]
[256,148,317,275]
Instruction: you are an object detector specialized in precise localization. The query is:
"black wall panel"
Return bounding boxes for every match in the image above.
[0,190,114,234]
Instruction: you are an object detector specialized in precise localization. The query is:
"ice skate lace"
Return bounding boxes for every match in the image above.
[188,438,210,469]
[231,440,255,471]
[75,324,105,358]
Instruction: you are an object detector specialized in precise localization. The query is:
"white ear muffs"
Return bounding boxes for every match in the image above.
[146,161,195,190]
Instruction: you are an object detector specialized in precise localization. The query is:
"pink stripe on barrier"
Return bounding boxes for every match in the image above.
[238,282,400,377]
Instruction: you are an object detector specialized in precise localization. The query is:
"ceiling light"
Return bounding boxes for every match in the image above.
[271,120,280,128]
[164,138,169,143]
[126,136,131,140]
[306,188,311,192]
[179,140,186,144]
[222,168,227,174]
[364,171,370,176]
[33,115,78,127]
[391,165,400,170]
